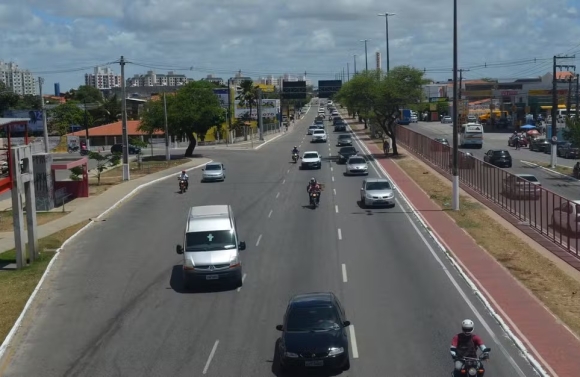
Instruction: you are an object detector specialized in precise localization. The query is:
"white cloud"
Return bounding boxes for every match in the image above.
[1,0,579,90]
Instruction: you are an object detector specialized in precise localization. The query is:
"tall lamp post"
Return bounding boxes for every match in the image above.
[360,39,370,71]
[377,13,396,73]
[353,55,357,75]
[451,0,459,211]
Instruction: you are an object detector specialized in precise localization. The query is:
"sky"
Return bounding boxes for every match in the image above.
[1,0,579,92]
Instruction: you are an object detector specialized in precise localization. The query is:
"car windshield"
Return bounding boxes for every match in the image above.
[286,306,341,332]
[366,181,391,190]
[313,130,324,134]
[185,230,236,251]
[493,151,510,156]
[348,158,365,164]
[205,165,221,171]
[303,153,318,159]
[309,126,317,129]
[339,135,350,139]
[340,147,356,153]
[519,175,539,182]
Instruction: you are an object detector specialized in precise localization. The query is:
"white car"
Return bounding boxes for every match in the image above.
[331,111,339,117]
[300,151,322,170]
[441,116,452,123]
[307,125,318,135]
[345,156,368,175]
[311,129,327,143]
[410,115,418,123]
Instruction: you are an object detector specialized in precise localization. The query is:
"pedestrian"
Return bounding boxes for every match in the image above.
[383,138,390,156]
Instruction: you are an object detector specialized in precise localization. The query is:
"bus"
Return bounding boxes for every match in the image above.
[459,123,484,148]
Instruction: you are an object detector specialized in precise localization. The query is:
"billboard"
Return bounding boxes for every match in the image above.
[235,99,280,119]
[256,84,275,92]
[318,80,342,99]
[213,88,230,108]
[282,81,307,99]
[2,110,48,133]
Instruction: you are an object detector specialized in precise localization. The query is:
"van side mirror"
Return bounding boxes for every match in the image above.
[201,168,204,171]
[239,241,246,250]
[176,245,183,254]
[343,321,351,327]
[276,325,283,331]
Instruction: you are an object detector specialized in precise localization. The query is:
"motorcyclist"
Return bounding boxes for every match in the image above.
[306,177,322,204]
[450,319,489,375]
[292,146,299,157]
[177,170,189,190]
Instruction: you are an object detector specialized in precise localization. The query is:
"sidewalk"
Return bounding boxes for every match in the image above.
[348,119,580,376]
[0,157,211,255]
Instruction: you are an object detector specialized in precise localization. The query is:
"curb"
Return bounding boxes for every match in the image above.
[0,159,212,361]
[520,160,579,181]
[345,120,550,377]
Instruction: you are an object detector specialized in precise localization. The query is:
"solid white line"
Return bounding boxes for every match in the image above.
[337,228,342,240]
[331,176,335,182]
[342,264,348,282]
[333,188,336,195]
[256,234,262,246]
[268,209,273,218]
[349,326,359,358]
[348,123,531,377]
[282,179,286,184]
[237,274,247,292]
[287,169,290,173]
[203,340,219,374]
[335,205,339,213]
[276,192,280,199]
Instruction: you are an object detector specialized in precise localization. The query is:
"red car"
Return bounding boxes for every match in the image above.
[508,135,528,147]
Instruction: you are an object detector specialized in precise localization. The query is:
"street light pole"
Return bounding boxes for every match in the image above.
[353,55,357,75]
[38,77,50,153]
[377,13,396,73]
[451,0,459,211]
[360,39,370,71]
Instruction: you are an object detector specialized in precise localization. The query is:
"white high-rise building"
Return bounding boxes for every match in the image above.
[376,52,382,70]
[0,61,37,95]
[127,70,190,87]
[85,66,122,90]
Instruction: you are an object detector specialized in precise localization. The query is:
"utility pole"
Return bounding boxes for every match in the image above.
[353,55,357,75]
[567,77,573,118]
[576,74,579,119]
[347,63,350,81]
[120,55,130,180]
[38,78,49,153]
[227,78,233,144]
[360,39,370,71]
[451,0,459,211]
[163,91,170,161]
[257,87,264,141]
[377,13,396,73]
[551,55,576,168]
[83,101,89,149]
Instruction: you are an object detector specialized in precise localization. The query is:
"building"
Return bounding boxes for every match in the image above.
[375,52,381,70]
[127,70,191,87]
[85,66,122,90]
[259,75,276,86]
[67,120,163,146]
[0,61,37,95]
[202,74,225,86]
[230,70,253,86]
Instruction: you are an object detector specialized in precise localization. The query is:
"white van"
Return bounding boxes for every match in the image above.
[176,205,246,289]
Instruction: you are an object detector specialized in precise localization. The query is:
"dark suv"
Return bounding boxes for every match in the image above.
[484,149,512,168]
[111,144,141,155]
[337,146,358,163]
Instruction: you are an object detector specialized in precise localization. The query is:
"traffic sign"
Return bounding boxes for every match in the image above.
[552,136,558,142]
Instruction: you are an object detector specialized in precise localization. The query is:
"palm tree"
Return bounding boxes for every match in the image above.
[236,80,257,141]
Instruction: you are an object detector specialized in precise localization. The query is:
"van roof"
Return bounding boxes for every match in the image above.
[187,205,233,232]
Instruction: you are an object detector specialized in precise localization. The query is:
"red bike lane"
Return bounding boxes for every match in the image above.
[350,122,580,377]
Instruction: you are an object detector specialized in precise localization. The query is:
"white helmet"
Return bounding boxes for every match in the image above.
[461,319,474,335]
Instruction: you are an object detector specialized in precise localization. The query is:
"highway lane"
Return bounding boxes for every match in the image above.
[0,105,537,377]
[408,121,580,201]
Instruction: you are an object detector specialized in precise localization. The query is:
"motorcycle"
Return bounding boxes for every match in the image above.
[68,145,79,153]
[309,191,320,208]
[453,347,490,377]
[292,153,299,163]
[80,149,89,156]
[179,179,187,193]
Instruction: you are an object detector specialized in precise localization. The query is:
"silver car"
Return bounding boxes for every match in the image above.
[345,156,368,175]
[360,178,396,207]
[201,162,226,182]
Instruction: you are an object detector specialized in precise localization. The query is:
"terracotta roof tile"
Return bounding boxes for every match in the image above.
[67,120,163,137]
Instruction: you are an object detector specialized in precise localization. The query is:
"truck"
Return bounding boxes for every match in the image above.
[399,109,412,125]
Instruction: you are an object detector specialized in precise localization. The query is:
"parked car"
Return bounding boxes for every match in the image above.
[410,115,418,123]
[508,135,528,147]
[484,149,512,168]
[441,116,452,123]
[502,174,541,199]
[111,144,141,154]
[544,141,567,155]
[557,142,580,159]
[529,138,550,152]
[552,200,580,233]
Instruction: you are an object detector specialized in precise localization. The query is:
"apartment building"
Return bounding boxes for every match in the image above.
[0,61,37,95]
[203,74,225,86]
[85,66,122,90]
[127,70,190,87]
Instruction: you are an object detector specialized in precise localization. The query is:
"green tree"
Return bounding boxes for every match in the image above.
[140,82,225,156]
[0,82,19,115]
[14,95,41,110]
[73,85,103,103]
[88,151,120,186]
[49,102,85,135]
[563,117,580,146]
[335,66,426,155]
[130,137,149,167]
[93,94,122,125]
[236,80,258,141]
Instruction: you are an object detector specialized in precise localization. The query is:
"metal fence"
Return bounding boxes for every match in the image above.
[396,125,580,257]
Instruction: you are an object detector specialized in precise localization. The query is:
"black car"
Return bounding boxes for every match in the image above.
[529,138,550,152]
[337,146,357,163]
[545,141,566,155]
[557,142,580,159]
[276,292,351,373]
[111,144,141,154]
[337,134,352,146]
[484,149,512,168]
[334,122,347,132]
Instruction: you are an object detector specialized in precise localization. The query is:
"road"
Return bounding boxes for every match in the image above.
[0,104,538,377]
[402,122,580,251]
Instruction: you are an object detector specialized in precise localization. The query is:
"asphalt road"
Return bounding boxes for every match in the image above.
[0,104,537,377]
[401,122,580,250]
